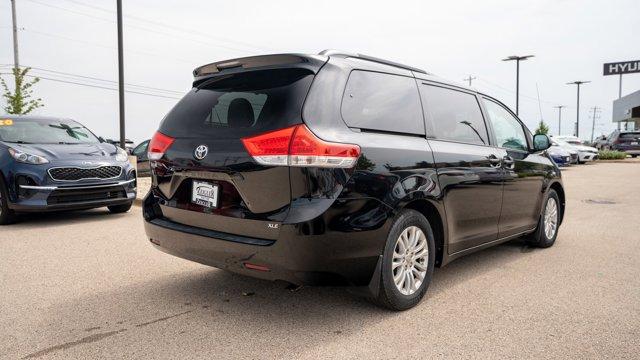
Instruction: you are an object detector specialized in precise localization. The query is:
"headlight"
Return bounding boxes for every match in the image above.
[8,148,49,164]
[115,147,128,162]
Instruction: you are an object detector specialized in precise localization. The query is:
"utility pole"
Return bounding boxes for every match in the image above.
[117,0,126,149]
[463,75,476,87]
[617,74,622,130]
[566,81,590,138]
[502,55,534,116]
[554,105,565,136]
[590,106,601,143]
[10,0,20,72]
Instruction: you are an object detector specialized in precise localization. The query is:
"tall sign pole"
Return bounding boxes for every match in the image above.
[603,60,640,130]
[117,0,126,149]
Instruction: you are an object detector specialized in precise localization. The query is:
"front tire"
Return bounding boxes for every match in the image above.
[107,201,133,214]
[0,176,17,225]
[375,209,435,311]
[526,190,561,248]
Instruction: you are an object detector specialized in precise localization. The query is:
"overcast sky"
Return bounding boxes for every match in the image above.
[1,0,639,143]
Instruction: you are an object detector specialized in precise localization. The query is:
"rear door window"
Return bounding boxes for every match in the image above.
[419,84,489,145]
[159,68,314,138]
[341,70,424,134]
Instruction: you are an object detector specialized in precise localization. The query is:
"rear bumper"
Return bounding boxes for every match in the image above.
[142,194,386,287]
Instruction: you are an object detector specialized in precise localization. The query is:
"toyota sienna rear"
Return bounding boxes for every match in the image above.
[143,51,564,310]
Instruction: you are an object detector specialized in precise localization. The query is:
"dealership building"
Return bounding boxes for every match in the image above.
[613,89,640,131]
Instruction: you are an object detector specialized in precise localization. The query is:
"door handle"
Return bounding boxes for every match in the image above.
[502,156,515,169]
[487,154,502,167]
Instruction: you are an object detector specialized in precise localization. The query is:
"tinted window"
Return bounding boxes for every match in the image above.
[0,118,99,144]
[159,68,314,138]
[620,132,640,139]
[420,85,488,145]
[132,140,149,157]
[483,99,528,151]
[341,71,424,134]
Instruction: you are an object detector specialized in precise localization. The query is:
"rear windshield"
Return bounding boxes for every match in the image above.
[159,68,314,138]
[0,118,99,144]
[620,132,640,139]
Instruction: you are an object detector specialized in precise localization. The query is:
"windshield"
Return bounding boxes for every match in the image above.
[0,119,99,144]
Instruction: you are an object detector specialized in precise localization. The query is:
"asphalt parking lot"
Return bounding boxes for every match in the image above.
[1,162,639,359]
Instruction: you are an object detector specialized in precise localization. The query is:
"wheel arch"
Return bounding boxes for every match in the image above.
[548,181,565,225]
[402,199,446,267]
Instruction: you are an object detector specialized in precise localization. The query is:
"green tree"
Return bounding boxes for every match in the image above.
[535,120,549,135]
[1,67,44,115]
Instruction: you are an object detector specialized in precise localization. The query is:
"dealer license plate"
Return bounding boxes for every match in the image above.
[191,180,218,208]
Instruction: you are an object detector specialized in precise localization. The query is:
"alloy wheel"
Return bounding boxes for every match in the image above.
[392,226,429,295]
[544,197,558,239]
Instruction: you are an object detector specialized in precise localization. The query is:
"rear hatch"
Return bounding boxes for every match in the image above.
[617,132,640,149]
[150,68,316,240]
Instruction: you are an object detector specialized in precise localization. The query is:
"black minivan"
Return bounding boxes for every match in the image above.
[143,50,564,310]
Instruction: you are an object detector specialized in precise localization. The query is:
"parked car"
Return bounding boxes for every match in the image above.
[601,130,640,157]
[0,116,137,224]
[550,138,579,164]
[552,136,598,163]
[546,144,572,166]
[142,51,564,310]
[593,134,608,150]
[131,140,150,176]
[105,138,135,154]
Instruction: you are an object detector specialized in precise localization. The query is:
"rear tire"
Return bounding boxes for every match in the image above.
[0,176,17,225]
[108,202,133,214]
[375,209,435,311]
[526,190,560,248]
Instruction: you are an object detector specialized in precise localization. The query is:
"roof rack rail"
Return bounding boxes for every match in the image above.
[318,49,427,74]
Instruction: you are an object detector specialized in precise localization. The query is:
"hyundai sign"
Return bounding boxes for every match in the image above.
[603,60,640,76]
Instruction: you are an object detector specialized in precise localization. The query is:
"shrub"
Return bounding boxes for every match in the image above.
[598,150,627,160]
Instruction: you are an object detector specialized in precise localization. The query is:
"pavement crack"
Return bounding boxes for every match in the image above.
[134,310,193,328]
[22,329,127,359]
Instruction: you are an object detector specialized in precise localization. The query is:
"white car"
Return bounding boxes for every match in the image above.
[553,136,599,163]
[550,138,579,164]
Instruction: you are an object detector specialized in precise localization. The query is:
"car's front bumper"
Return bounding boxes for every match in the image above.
[578,152,598,162]
[10,179,137,211]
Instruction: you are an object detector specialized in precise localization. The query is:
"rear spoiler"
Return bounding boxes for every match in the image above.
[192,54,327,86]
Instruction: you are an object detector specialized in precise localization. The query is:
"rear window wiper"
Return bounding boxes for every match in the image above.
[4,140,32,144]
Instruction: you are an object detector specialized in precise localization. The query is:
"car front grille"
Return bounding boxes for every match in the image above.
[48,166,122,181]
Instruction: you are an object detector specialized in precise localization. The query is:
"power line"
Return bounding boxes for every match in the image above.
[60,0,279,53]
[0,72,181,100]
[19,27,196,65]
[1,63,185,95]
[22,0,271,55]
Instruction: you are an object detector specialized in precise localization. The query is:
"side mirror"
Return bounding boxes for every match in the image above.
[98,136,105,143]
[533,134,551,152]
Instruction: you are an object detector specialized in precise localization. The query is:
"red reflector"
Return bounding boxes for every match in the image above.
[148,131,174,160]
[243,262,270,272]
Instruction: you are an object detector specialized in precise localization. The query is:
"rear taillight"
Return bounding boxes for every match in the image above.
[242,124,360,168]
[148,131,174,161]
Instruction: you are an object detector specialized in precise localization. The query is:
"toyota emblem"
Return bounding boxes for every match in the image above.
[194,145,208,160]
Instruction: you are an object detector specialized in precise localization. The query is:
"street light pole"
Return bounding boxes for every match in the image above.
[554,105,564,135]
[502,55,534,116]
[117,0,126,150]
[566,81,590,138]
